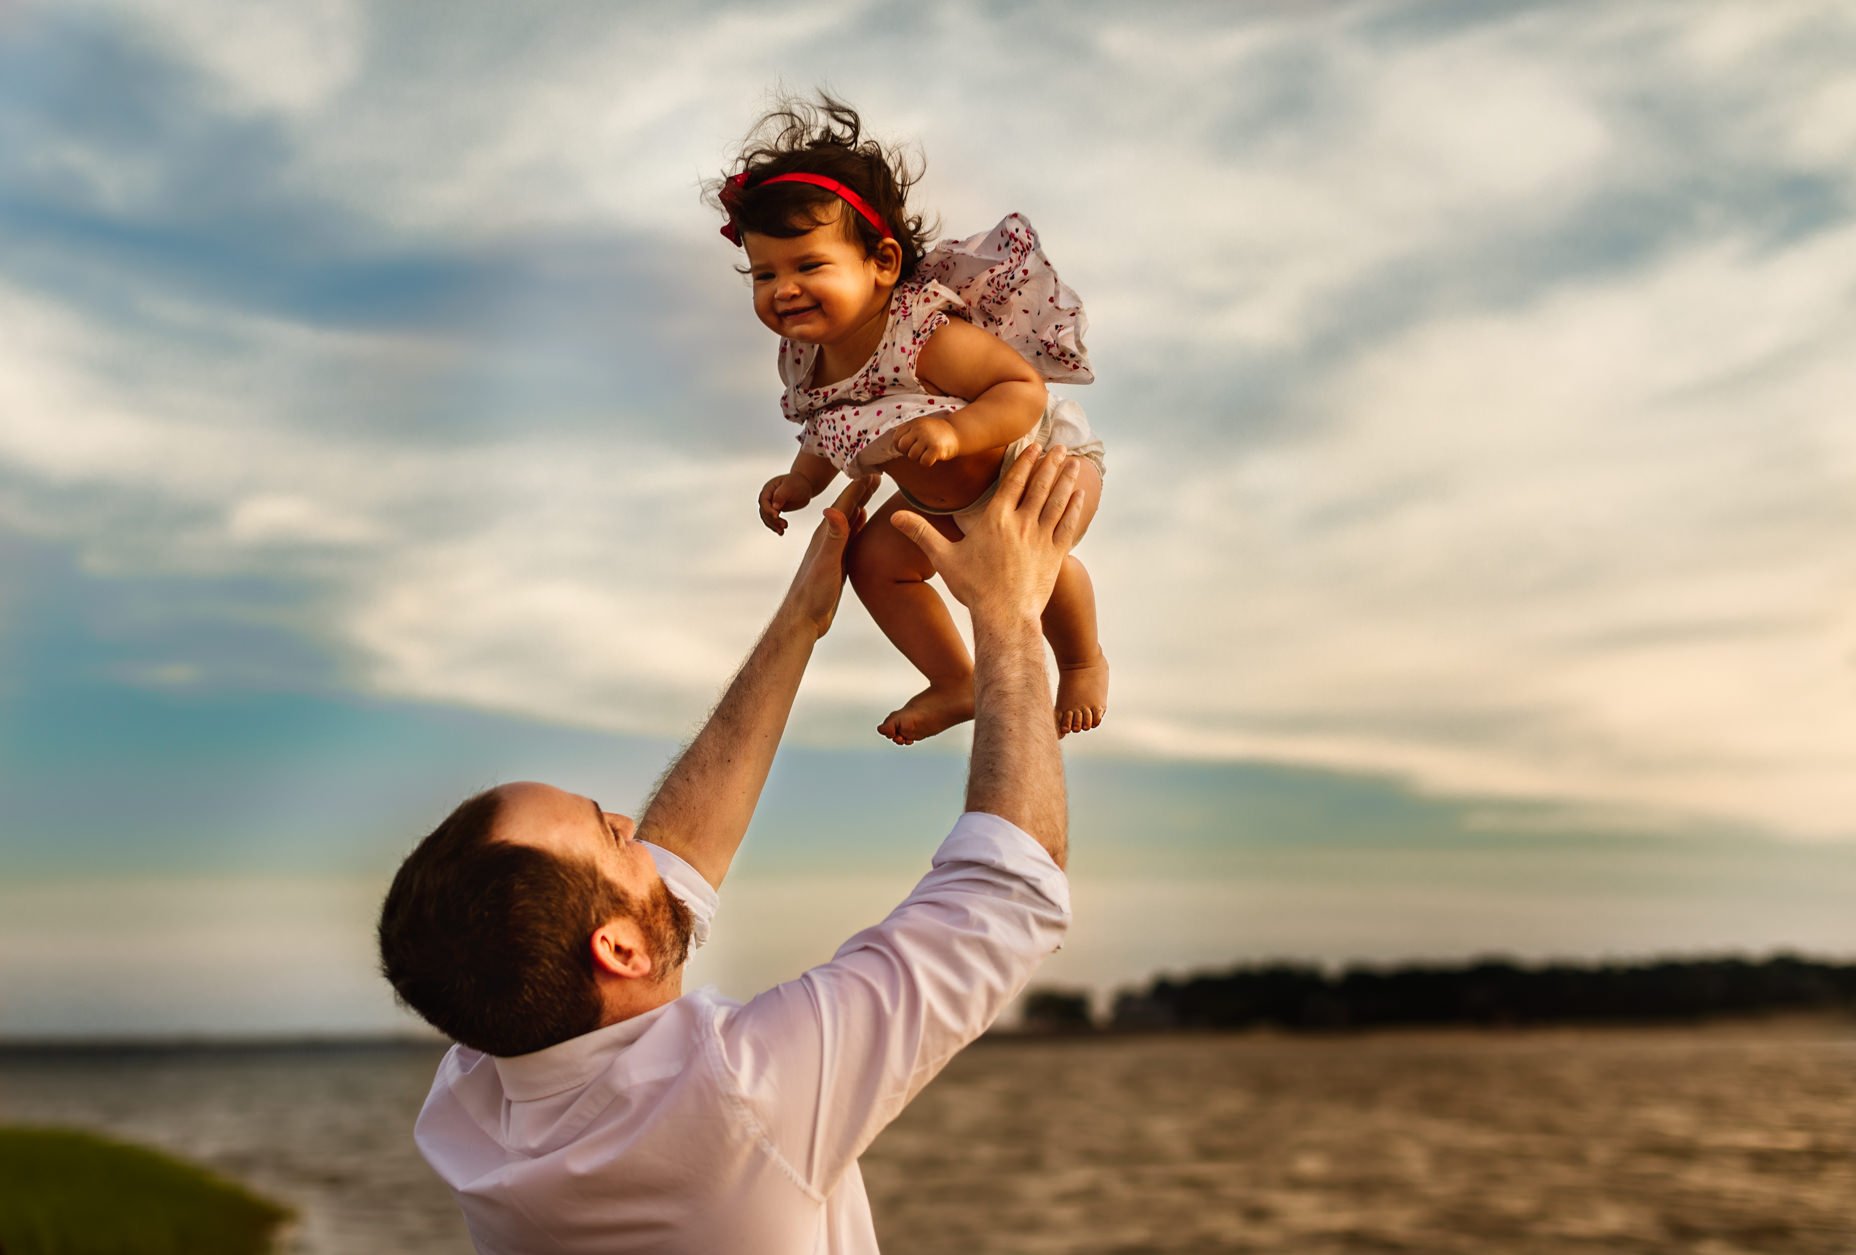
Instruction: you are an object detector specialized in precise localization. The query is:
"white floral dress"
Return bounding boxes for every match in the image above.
[777,213,1100,476]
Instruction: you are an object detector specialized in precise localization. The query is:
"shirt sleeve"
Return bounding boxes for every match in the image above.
[717,812,1070,1193]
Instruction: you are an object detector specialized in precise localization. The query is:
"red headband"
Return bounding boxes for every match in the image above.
[718,172,894,246]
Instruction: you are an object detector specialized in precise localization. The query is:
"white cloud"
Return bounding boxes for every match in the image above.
[905,6,1620,358]
[1783,71,1856,165]
[226,493,381,548]
[201,2,862,240]
[0,275,903,734]
[5,2,1856,845]
[77,0,367,119]
[1664,1,1843,72]
[1091,223,1856,838]
[118,661,206,688]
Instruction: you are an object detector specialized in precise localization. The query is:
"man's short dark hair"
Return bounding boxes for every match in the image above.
[378,789,630,1057]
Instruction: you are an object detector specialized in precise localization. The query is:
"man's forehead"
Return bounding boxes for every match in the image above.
[489,782,600,848]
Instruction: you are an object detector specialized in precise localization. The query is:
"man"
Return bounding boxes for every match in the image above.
[379,446,1090,1253]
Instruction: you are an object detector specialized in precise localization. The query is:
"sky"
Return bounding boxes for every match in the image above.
[2,0,1854,1040]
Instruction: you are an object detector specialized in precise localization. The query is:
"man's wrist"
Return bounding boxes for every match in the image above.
[768,598,827,646]
[969,604,1045,642]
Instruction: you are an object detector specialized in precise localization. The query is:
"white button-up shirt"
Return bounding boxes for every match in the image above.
[415,811,1070,1254]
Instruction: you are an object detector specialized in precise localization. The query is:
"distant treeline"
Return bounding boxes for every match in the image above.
[1022,955,1856,1033]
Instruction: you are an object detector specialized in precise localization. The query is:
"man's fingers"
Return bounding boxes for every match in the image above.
[1017,444,1069,521]
[1053,471,1088,549]
[889,509,950,565]
[993,441,1043,511]
[1039,457,1083,531]
[830,475,879,521]
[796,478,871,547]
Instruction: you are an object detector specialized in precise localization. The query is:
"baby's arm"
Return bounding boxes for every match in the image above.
[760,449,840,536]
[898,320,1047,467]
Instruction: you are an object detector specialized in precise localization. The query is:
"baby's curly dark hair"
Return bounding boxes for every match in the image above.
[708,93,936,277]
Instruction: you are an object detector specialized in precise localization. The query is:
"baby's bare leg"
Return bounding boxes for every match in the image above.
[1044,557,1110,735]
[1040,459,1109,736]
[848,493,976,745]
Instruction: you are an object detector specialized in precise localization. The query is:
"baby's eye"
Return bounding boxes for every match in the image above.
[799,262,823,272]
[752,272,773,283]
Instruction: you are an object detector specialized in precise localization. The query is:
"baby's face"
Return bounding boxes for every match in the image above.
[742,208,898,348]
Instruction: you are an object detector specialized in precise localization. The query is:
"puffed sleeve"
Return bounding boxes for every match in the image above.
[913,213,1094,384]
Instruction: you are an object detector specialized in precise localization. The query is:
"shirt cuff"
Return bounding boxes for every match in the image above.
[932,811,1071,917]
[644,841,719,951]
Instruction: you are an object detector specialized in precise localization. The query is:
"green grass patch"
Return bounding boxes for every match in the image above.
[0,1126,291,1255]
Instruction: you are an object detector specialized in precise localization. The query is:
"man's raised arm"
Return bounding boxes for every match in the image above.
[893,443,1085,865]
[635,477,877,888]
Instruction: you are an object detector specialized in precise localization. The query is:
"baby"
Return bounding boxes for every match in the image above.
[713,96,1108,744]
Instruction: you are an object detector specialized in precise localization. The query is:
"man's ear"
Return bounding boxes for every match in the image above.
[873,238,903,285]
[590,919,653,981]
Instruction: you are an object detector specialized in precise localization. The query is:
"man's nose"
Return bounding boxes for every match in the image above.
[604,812,636,840]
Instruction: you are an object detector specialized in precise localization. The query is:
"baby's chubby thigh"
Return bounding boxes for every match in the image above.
[847,491,961,591]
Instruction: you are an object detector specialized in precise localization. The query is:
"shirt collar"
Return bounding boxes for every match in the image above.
[492,1000,676,1102]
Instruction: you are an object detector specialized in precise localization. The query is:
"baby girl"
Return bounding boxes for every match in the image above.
[713,96,1108,744]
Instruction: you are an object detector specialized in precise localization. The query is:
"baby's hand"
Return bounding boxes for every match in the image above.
[892,415,961,467]
[759,472,817,535]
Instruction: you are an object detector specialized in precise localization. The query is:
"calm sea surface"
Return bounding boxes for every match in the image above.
[2,1023,1851,1254]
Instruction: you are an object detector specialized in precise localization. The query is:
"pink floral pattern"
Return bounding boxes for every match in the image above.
[777,213,1094,472]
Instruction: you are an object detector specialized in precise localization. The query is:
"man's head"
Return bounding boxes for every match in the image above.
[378,782,694,1057]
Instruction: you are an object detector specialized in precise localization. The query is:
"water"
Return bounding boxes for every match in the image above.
[2,1023,1851,1254]
[0,1044,462,1253]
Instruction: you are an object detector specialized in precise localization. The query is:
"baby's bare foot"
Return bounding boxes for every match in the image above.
[1055,653,1110,737]
[878,683,975,746]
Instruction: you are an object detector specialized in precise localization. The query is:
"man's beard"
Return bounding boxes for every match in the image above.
[641,878,695,980]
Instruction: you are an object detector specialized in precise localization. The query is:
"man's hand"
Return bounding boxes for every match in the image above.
[759,472,819,535]
[780,476,879,638]
[891,415,962,467]
[891,444,1085,622]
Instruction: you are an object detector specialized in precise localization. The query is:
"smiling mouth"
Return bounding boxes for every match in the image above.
[778,305,820,321]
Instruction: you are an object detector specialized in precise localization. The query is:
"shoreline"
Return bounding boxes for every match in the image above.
[985,1009,1856,1044]
[4,1012,1849,1060]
